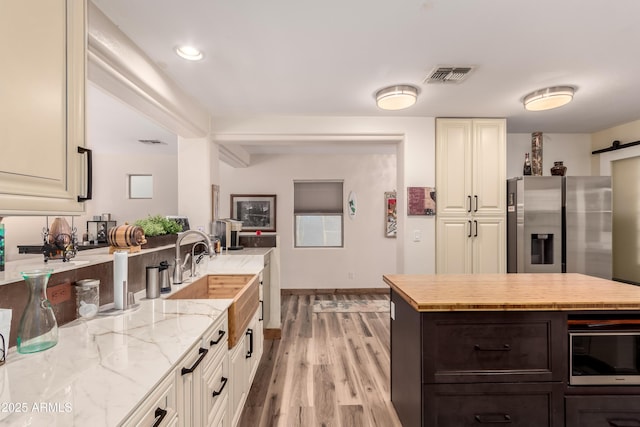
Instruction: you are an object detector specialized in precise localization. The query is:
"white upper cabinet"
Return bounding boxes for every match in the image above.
[436,119,506,216]
[0,0,88,215]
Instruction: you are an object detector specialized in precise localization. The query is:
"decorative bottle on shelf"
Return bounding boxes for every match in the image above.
[550,161,567,176]
[523,153,532,176]
[17,269,58,353]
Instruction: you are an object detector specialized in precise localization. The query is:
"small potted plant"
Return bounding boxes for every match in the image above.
[134,215,183,248]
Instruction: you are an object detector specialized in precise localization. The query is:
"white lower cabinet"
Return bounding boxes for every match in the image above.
[436,216,505,274]
[176,343,206,427]
[229,308,263,427]
[122,372,178,427]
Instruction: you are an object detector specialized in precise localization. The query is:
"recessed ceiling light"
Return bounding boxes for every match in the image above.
[375,85,419,111]
[523,86,575,111]
[175,45,204,61]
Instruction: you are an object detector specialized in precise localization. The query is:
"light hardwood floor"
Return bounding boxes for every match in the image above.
[238,293,402,427]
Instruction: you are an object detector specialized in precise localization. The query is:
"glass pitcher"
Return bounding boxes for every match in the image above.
[17,269,58,353]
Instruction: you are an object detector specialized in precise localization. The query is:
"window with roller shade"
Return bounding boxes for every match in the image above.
[294,180,343,247]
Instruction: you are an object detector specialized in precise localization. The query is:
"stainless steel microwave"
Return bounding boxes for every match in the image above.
[570,331,640,385]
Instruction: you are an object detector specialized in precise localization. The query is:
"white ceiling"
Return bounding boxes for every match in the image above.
[90,0,640,146]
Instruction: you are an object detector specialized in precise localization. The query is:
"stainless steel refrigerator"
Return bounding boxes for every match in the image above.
[507,176,612,279]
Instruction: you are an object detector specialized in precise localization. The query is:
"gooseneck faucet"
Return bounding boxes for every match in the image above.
[173,230,214,284]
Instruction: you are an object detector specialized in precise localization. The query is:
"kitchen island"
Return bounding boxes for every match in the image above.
[384,273,640,427]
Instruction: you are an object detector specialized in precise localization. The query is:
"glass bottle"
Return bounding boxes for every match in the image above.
[523,153,532,176]
[17,269,58,353]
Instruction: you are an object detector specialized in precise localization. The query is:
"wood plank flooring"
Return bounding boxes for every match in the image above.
[238,293,402,427]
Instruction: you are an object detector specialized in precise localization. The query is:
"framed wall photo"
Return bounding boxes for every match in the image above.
[230,194,277,232]
[385,191,397,237]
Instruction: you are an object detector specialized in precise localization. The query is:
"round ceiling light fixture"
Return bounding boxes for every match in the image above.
[175,45,204,61]
[523,86,575,111]
[376,85,419,111]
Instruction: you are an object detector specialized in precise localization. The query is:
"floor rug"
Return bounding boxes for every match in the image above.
[312,299,390,313]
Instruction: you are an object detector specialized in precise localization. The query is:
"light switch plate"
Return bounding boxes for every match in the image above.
[413,229,421,242]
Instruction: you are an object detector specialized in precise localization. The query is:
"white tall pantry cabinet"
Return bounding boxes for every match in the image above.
[436,118,506,274]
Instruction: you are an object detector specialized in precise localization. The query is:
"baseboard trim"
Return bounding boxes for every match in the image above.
[281,288,390,296]
[264,328,281,340]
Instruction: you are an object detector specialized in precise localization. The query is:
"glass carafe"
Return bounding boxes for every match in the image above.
[17,269,58,353]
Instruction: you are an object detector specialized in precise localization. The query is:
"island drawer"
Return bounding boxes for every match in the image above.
[566,395,640,427]
[422,311,566,383]
[423,382,564,427]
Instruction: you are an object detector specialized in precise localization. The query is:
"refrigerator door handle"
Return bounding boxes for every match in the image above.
[474,220,478,237]
[467,195,472,213]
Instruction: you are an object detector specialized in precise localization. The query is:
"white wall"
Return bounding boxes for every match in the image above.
[2,150,179,261]
[212,115,436,275]
[506,133,593,178]
[219,153,397,289]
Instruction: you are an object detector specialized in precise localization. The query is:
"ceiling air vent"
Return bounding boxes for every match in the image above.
[424,66,474,84]
[138,139,167,145]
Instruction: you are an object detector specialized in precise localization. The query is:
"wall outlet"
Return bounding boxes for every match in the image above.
[390,301,395,320]
[348,272,355,280]
[413,229,421,242]
[47,282,71,305]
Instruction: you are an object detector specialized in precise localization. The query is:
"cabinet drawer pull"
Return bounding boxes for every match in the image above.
[77,147,93,202]
[181,347,208,375]
[259,300,264,321]
[467,195,472,212]
[210,330,226,346]
[246,328,254,358]
[153,407,168,427]
[474,414,512,424]
[468,220,472,238]
[474,344,511,352]
[474,220,478,237]
[608,419,640,427]
[474,195,478,212]
[212,376,229,397]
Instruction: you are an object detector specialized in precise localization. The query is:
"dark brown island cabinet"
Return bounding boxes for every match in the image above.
[384,273,640,427]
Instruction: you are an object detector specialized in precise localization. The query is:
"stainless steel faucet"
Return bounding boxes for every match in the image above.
[173,230,214,284]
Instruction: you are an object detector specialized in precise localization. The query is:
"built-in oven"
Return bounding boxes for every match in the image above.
[570,331,640,385]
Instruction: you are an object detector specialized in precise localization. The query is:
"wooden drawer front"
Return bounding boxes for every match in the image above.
[566,395,640,427]
[424,383,564,427]
[423,312,565,383]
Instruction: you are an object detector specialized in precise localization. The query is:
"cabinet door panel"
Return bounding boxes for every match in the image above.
[472,119,506,215]
[0,0,85,214]
[472,217,506,274]
[436,119,472,215]
[437,217,472,274]
[424,382,564,427]
[566,395,640,427]
[422,311,565,383]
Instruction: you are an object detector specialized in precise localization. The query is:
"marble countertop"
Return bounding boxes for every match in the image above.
[384,273,640,312]
[0,296,231,426]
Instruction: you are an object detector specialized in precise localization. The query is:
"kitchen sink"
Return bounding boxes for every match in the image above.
[169,274,259,348]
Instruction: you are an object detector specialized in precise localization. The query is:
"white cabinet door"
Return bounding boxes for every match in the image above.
[472,217,506,274]
[229,332,248,427]
[473,119,506,216]
[436,119,472,216]
[437,217,473,274]
[176,344,206,427]
[0,0,87,215]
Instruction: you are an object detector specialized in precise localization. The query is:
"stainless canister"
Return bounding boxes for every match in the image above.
[146,266,160,299]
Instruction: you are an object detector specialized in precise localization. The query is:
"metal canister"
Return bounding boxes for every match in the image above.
[146,266,160,299]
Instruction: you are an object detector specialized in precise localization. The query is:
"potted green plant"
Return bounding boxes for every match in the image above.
[134,215,183,248]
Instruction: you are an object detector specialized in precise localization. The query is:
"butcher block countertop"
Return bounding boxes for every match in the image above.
[383,273,640,312]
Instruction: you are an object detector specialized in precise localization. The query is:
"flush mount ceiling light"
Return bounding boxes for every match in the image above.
[375,85,419,111]
[523,86,575,111]
[175,45,204,61]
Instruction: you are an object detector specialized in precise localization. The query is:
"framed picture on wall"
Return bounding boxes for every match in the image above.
[230,194,277,232]
[407,187,436,216]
